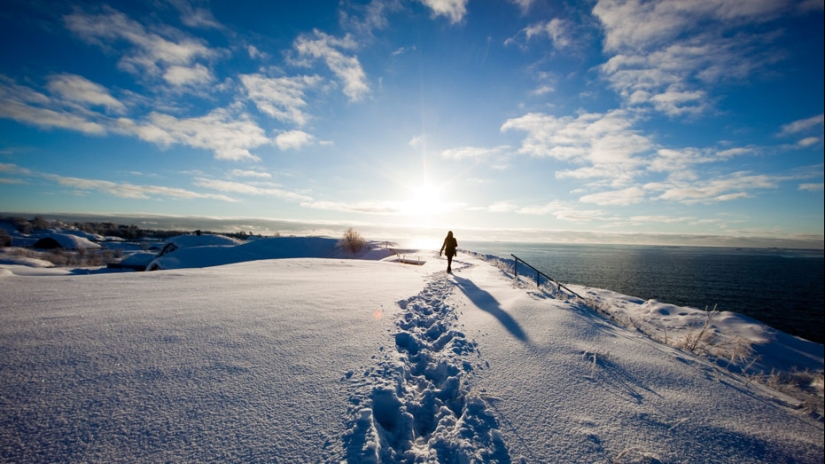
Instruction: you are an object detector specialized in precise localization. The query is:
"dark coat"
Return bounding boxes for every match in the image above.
[440,235,457,257]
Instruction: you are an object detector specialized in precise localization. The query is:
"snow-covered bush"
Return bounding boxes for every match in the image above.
[339,228,367,253]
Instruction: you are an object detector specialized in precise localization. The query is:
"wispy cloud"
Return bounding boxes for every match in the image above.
[645,171,781,204]
[115,109,271,161]
[44,173,236,201]
[339,0,403,37]
[64,7,219,87]
[441,145,509,160]
[301,200,402,214]
[630,215,696,224]
[275,130,314,150]
[46,74,126,114]
[487,201,519,213]
[515,200,608,221]
[194,178,311,201]
[1,76,272,162]
[230,169,271,179]
[419,0,469,24]
[799,183,824,191]
[501,109,651,186]
[167,0,224,29]
[0,77,107,134]
[506,18,575,51]
[593,0,792,116]
[0,163,33,175]
[509,0,535,14]
[580,186,646,205]
[240,74,322,126]
[778,113,824,136]
[293,30,369,101]
[648,146,752,175]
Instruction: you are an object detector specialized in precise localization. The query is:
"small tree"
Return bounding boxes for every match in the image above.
[339,227,367,253]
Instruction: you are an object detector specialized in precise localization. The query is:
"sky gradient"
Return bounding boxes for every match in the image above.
[1,0,823,247]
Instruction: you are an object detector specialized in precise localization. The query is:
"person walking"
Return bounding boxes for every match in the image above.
[439,230,458,273]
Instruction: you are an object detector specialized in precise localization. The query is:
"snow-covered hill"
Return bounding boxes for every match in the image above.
[0,240,822,462]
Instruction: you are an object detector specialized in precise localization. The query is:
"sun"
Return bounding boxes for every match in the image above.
[402,183,446,217]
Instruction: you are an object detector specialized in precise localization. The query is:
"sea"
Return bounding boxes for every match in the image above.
[461,242,825,345]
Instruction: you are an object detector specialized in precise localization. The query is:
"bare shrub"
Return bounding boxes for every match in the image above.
[339,227,367,253]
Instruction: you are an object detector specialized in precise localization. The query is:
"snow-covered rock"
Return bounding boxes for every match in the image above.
[32,232,101,250]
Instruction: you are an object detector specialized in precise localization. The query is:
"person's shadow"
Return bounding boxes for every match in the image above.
[452,275,530,345]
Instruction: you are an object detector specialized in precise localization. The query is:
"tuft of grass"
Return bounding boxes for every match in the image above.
[679,305,719,355]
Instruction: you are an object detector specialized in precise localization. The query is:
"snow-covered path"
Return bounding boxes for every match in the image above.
[1,250,823,463]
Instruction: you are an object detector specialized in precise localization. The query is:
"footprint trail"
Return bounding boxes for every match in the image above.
[342,265,511,462]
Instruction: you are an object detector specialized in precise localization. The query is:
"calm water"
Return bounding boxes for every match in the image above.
[462,242,825,345]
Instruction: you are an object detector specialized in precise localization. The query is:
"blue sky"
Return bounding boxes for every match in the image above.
[1,0,823,247]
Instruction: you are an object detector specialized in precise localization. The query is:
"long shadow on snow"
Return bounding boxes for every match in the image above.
[452,275,530,345]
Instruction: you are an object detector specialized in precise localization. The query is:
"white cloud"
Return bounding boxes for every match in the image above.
[593,0,794,116]
[799,183,824,191]
[646,171,780,204]
[0,163,33,176]
[778,113,824,136]
[524,19,574,50]
[409,134,426,148]
[293,30,369,102]
[419,0,469,24]
[64,8,218,86]
[488,201,518,213]
[240,74,322,126]
[579,186,646,205]
[115,109,270,161]
[501,109,651,185]
[168,0,223,29]
[247,45,267,60]
[43,173,236,201]
[46,74,126,113]
[509,0,535,14]
[0,98,107,135]
[515,200,607,221]
[275,130,314,150]
[647,147,748,175]
[194,178,311,201]
[301,200,402,214]
[339,0,402,36]
[441,145,508,160]
[593,0,788,52]
[230,169,271,179]
[630,215,695,223]
[0,78,107,134]
[163,64,214,87]
[797,137,820,147]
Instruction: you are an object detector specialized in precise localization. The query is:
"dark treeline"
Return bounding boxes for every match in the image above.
[0,215,257,242]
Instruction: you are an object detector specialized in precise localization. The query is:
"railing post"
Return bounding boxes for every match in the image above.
[514,257,518,282]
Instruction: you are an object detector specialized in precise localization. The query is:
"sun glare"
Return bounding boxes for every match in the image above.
[403,183,446,217]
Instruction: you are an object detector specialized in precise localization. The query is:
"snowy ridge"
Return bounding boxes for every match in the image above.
[343,262,510,462]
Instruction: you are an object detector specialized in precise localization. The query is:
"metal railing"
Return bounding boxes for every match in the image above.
[511,254,583,299]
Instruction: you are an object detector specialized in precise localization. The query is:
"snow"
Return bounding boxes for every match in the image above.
[0,238,822,463]
[36,231,102,250]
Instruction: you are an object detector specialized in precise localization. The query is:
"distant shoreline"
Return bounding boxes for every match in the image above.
[2,212,822,250]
